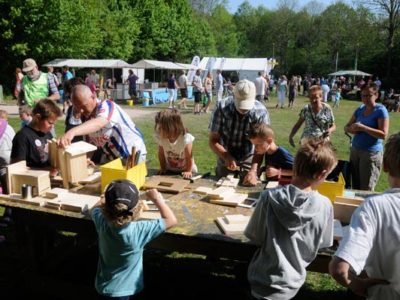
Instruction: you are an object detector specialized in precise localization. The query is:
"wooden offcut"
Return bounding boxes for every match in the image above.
[216,214,250,235]
[209,193,248,207]
[143,176,190,194]
[334,195,364,223]
[215,175,239,188]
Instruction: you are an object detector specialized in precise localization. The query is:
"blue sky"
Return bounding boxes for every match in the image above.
[227,0,345,13]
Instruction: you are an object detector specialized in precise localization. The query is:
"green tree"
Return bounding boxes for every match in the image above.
[209,4,238,57]
[97,1,139,60]
[0,0,102,92]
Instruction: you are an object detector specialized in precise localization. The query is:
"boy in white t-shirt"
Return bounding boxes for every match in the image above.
[330,133,400,299]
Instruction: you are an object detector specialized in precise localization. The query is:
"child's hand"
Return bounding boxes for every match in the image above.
[182,171,192,179]
[87,158,95,167]
[145,189,164,205]
[243,170,257,186]
[49,167,59,177]
[266,167,279,178]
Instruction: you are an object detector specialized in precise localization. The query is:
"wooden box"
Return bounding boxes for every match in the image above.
[334,195,364,223]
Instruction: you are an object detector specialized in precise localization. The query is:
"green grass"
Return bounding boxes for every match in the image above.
[134,95,397,192]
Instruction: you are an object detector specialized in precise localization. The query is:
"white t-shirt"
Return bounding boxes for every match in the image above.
[0,125,16,164]
[154,133,197,173]
[178,74,187,89]
[335,189,400,299]
[254,76,267,96]
[87,99,146,162]
[192,75,203,92]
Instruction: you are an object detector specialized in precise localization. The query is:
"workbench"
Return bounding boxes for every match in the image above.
[0,176,333,274]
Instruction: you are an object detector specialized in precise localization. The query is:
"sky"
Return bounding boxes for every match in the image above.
[227,0,349,13]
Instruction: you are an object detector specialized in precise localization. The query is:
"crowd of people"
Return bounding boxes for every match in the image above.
[1,58,398,300]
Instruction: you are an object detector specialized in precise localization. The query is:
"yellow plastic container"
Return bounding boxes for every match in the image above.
[127,99,134,106]
[100,158,147,192]
[316,173,345,203]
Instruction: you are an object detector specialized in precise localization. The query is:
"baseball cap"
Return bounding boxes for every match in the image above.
[105,180,139,216]
[234,79,256,110]
[22,58,38,72]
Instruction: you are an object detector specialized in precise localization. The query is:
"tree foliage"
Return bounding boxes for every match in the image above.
[0,0,400,92]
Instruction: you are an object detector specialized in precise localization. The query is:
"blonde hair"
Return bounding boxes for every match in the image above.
[294,139,337,180]
[248,123,275,140]
[155,109,186,138]
[0,110,8,120]
[101,200,143,227]
[383,133,400,178]
[309,85,322,94]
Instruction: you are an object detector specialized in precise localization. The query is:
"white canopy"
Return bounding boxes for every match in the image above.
[198,57,276,81]
[43,59,133,68]
[130,59,193,70]
[328,70,372,77]
[198,57,274,72]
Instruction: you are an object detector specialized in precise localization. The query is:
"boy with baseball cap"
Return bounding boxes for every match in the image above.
[91,180,177,299]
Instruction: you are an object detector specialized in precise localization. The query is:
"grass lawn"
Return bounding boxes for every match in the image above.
[3,94,396,299]
[111,95,396,192]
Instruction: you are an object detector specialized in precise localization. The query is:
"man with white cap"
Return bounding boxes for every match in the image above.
[18,58,60,107]
[209,79,270,186]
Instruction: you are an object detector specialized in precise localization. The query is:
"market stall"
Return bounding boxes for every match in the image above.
[44,59,143,101]
[129,59,196,104]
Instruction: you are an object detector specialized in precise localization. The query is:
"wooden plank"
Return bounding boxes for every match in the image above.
[45,193,100,213]
[45,188,70,199]
[48,139,58,169]
[64,141,97,157]
[215,175,240,188]
[334,195,364,223]
[57,147,69,189]
[143,176,190,194]
[209,193,248,207]
[208,187,235,199]
[215,214,250,235]
[193,186,214,195]
[78,172,101,184]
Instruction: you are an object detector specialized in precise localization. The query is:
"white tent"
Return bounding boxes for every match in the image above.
[130,59,192,70]
[328,70,372,77]
[43,59,133,68]
[198,57,276,81]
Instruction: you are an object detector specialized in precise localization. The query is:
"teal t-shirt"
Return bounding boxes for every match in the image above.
[91,208,165,297]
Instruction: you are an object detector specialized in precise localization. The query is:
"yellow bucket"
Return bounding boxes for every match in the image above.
[100,159,147,192]
[127,99,134,106]
[316,173,345,203]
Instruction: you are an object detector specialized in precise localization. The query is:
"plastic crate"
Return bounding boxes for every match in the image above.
[100,158,147,192]
[316,173,345,203]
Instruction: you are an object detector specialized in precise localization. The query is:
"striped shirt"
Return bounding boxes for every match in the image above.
[86,99,146,162]
[209,98,270,161]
